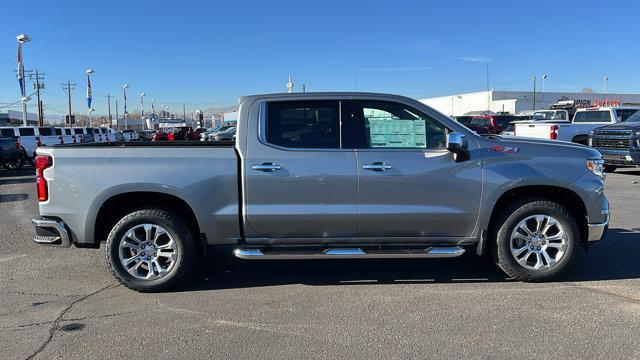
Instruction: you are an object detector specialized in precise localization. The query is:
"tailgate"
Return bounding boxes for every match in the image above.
[515,123,552,139]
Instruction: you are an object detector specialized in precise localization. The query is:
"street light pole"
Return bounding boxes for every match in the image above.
[530,76,537,110]
[542,74,548,93]
[123,84,129,130]
[86,68,94,126]
[140,93,145,130]
[603,76,608,101]
[17,34,31,126]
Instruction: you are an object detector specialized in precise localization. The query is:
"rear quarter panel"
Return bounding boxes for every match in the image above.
[36,146,240,246]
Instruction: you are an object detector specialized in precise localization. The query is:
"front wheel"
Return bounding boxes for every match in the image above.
[105,209,196,292]
[493,200,578,282]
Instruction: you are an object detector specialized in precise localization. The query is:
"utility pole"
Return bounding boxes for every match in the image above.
[31,70,45,126]
[486,63,490,111]
[62,81,76,127]
[106,95,112,127]
[182,102,186,121]
[115,100,119,130]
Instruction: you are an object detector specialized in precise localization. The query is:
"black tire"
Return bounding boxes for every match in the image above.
[105,209,196,292]
[493,200,578,282]
[603,165,617,173]
[2,156,24,171]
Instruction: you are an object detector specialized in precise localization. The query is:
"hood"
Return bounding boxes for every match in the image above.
[480,135,601,159]
[594,122,640,131]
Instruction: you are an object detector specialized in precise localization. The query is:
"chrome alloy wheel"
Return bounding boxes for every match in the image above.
[118,224,177,280]
[509,215,568,271]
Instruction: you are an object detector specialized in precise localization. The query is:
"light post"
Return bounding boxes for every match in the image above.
[17,34,31,126]
[88,108,94,125]
[603,76,608,101]
[140,93,145,129]
[86,68,94,125]
[542,74,548,93]
[122,84,129,130]
[530,76,537,110]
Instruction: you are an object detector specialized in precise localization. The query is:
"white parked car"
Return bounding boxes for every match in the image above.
[514,107,640,144]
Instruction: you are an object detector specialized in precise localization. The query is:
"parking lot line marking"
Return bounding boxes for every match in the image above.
[0,254,27,262]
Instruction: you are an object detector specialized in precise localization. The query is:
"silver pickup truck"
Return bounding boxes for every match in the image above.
[32,92,609,292]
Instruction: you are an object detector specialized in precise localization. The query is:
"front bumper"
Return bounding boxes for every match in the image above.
[586,199,609,242]
[596,148,640,166]
[31,217,71,247]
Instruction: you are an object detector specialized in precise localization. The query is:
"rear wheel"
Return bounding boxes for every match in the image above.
[2,155,24,171]
[493,200,578,282]
[105,209,196,292]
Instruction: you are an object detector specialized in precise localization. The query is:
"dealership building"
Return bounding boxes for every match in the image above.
[419,90,640,117]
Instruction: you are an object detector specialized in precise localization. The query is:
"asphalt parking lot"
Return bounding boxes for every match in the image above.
[0,168,639,359]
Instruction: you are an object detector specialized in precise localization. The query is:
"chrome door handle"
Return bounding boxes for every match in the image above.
[252,163,282,172]
[362,162,392,171]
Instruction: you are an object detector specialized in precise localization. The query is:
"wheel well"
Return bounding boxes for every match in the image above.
[485,185,588,253]
[94,192,201,247]
[571,135,589,145]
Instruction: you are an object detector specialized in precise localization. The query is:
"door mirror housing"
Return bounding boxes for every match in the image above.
[446,132,470,162]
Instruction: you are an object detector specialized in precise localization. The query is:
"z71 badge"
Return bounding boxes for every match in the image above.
[490,145,519,153]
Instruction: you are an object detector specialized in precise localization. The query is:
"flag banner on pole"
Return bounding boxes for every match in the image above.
[86,74,92,108]
[123,90,128,114]
[17,44,25,98]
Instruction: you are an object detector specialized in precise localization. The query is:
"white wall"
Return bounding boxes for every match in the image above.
[420,91,493,116]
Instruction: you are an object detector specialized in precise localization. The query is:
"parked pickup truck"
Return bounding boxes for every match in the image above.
[514,106,640,145]
[590,110,640,171]
[32,92,610,292]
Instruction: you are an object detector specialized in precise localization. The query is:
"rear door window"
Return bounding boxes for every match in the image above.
[1,129,15,137]
[54,128,63,135]
[573,111,611,123]
[19,128,35,136]
[38,127,53,136]
[266,100,340,149]
[64,128,72,135]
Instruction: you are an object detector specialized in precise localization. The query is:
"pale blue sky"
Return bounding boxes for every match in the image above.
[1,0,638,116]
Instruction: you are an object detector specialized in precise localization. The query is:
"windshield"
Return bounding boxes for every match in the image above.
[533,111,566,120]
[623,111,640,122]
[573,111,611,123]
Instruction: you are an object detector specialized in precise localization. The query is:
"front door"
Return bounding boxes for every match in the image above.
[351,99,482,241]
[244,99,358,241]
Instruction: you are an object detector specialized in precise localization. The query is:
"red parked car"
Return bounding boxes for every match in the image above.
[151,130,171,141]
[461,115,519,135]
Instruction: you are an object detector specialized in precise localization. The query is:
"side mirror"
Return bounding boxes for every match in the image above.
[446,132,470,162]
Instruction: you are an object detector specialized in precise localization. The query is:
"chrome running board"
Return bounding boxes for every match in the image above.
[233,246,465,260]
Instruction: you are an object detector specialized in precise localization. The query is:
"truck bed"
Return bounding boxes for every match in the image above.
[36,142,241,246]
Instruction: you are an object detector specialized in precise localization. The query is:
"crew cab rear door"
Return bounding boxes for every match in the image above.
[243,99,358,242]
[350,99,482,241]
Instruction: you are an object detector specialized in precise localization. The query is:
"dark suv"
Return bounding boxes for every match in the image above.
[590,110,640,171]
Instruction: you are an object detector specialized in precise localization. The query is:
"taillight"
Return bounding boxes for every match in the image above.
[36,136,42,147]
[79,135,84,143]
[59,136,64,144]
[35,155,52,202]
[72,135,77,144]
[550,125,558,140]
[15,137,21,150]
[490,117,497,128]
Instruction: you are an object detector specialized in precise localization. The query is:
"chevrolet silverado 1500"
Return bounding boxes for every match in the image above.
[32,92,610,292]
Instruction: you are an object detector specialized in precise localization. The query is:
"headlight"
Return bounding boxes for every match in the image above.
[586,158,605,180]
